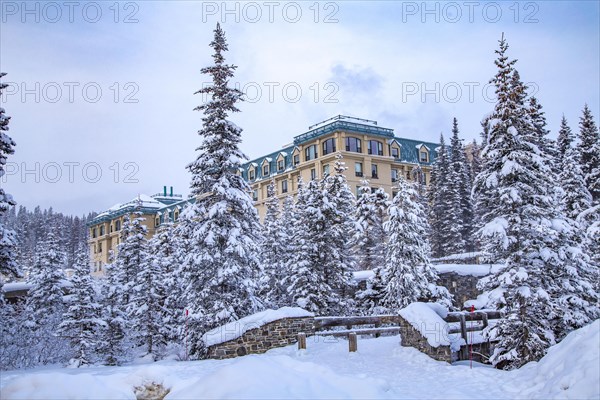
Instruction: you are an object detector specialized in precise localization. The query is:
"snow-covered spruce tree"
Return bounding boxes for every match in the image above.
[475,36,599,369]
[182,24,262,358]
[150,221,180,343]
[381,178,444,312]
[114,208,148,308]
[447,118,474,254]
[427,134,450,258]
[286,180,331,314]
[130,225,170,359]
[0,72,20,281]
[323,154,357,312]
[98,262,128,366]
[527,97,558,171]
[24,232,68,365]
[577,105,600,203]
[58,246,104,367]
[556,115,575,169]
[259,181,289,308]
[354,180,389,271]
[560,142,593,221]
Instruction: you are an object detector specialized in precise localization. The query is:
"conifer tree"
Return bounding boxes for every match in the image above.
[0,72,20,280]
[98,262,128,366]
[475,35,598,369]
[428,134,450,258]
[260,181,289,308]
[556,115,574,168]
[181,24,262,358]
[130,226,169,359]
[560,144,593,221]
[323,154,357,311]
[577,105,600,203]
[381,179,442,312]
[114,208,148,308]
[150,221,180,342]
[354,180,389,271]
[58,246,104,367]
[24,233,68,365]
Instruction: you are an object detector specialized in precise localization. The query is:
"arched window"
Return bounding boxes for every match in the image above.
[345,137,362,153]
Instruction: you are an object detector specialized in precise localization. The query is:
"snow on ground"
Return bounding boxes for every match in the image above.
[2,320,598,399]
[433,263,503,277]
[202,307,314,347]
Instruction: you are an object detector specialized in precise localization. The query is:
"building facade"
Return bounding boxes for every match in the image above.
[241,115,439,219]
[88,116,439,272]
[87,187,192,276]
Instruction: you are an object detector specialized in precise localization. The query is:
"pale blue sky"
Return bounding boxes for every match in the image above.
[1,1,598,215]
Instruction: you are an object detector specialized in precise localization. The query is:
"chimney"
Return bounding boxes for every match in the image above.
[170,186,173,197]
[163,186,167,196]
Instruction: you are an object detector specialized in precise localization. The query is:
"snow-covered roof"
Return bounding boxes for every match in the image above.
[353,270,375,281]
[278,151,288,157]
[415,144,430,150]
[202,307,314,347]
[433,263,502,277]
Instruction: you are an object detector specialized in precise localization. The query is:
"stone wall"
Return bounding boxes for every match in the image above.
[437,272,481,309]
[397,316,454,363]
[206,317,315,360]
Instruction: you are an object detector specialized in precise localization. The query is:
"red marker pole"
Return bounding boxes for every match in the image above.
[185,309,189,361]
[470,305,474,369]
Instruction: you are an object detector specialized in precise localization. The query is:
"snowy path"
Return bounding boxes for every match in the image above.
[2,320,598,399]
[1,336,519,399]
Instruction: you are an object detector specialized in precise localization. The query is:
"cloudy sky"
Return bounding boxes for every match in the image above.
[1,1,598,216]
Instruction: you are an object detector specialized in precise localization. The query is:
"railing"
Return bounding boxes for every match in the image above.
[299,315,402,352]
[444,310,503,360]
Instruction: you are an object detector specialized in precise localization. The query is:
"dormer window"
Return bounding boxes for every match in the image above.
[263,163,270,176]
[277,159,285,171]
[420,151,428,162]
[293,154,300,165]
[249,168,255,180]
[391,146,399,158]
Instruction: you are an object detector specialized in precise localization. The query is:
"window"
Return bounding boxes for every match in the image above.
[391,169,398,182]
[422,174,427,185]
[345,137,362,153]
[110,224,113,233]
[310,168,317,180]
[406,170,411,180]
[355,162,363,177]
[293,154,300,165]
[99,225,105,236]
[277,159,285,172]
[174,211,179,221]
[115,220,121,231]
[98,242,102,253]
[391,146,399,158]
[323,164,330,176]
[420,150,428,162]
[371,164,378,179]
[155,217,160,227]
[252,189,258,201]
[322,138,336,155]
[392,191,398,199]
[355,186,362,198]
[92,228,96,238]
[93,244,97,254]
[282,180,288,193]
[305,145,318,161]
[368,140,383,156]
[249,169,255,180]
[263,163,270,176]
